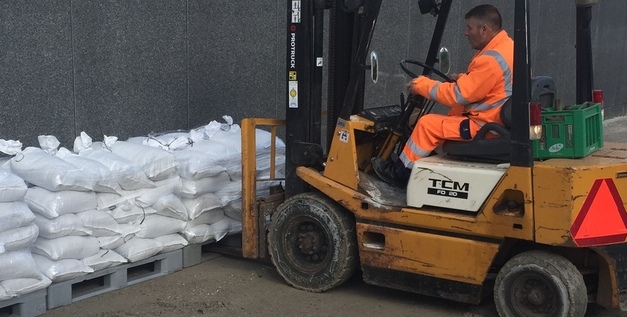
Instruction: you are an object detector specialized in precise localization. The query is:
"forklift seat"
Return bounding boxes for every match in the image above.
[442,76,556,163]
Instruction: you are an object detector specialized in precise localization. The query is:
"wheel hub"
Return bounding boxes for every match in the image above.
[513,276,557,315]
[298,230,321,255]
[289,221,329,265]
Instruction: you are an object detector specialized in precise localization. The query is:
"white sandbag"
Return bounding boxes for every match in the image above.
[223,200,242,221]
[34,214,89,239]
[0,250,41,281]
[0,224,39,253]
[108,203,156,224]
[227,218,242,234]
[0,139,22,156]
[211,218,236,242]
[254,151,286,177]
[114,238,163,262]
[82,249,127,271]
[255,175,284,196]
[38,135,61,155]
[185,140,239,162]
[153,194,188,221]
[0,275,51,298]
[24,187,97,219]
[31,236,100,260]
[0,158,9,169]
[209,135,241,155]
[135,215,186,239]
[33,254,93,282]
[109,141,179,181]
[181,224,215,244]
[0,286,9,300]
[135,176,181,207]
[220,149,285,179]
[211,125,286,151]
[154,234,188,253]
[172,149,227,180]
[182,193,223,220]
[98,224,139,249]
[10,147,93,192]
[76,209,121,237]
[225,162,243,181]
[140,132,194,151]
[96,191,141,211]
[73,131,93,153]
[178,172,231,199]
[56,148,122,194]
[0,169,28,202]
[185,208,225,229]
[78,147,154,190]
[0,202,36,233]
[189,119,227,141]
[214,180,243,206]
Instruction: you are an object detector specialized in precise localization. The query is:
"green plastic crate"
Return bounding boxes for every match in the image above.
[532,103,604,159]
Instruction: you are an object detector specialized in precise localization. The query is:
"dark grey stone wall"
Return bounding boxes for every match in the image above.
[72,0,188,144]
[0,1,625,148]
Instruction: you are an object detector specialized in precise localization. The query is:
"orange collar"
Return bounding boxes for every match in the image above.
[474,30,510,57]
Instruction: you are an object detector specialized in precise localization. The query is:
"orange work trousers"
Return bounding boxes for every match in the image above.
[400,113,482,168]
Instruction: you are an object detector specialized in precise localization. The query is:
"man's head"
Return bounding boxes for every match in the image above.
[464,4,502,50]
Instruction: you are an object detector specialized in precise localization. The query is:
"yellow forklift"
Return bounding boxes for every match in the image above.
[230,0,627,316]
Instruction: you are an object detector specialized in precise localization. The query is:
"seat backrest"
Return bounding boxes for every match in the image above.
[442,76,556,163]
[500,76,555,130]
[531,76,556,109]
[500,98,512,129]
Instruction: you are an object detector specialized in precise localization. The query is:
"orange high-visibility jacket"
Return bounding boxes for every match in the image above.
[411,30,514,126]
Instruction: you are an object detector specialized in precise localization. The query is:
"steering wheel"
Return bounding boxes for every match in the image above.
[400,59,455,83]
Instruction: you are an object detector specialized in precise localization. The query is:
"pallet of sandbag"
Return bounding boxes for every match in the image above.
[46,249,182,309]
[0,289,47,317]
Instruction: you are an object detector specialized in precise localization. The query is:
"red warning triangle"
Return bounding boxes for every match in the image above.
[570,178,627,247]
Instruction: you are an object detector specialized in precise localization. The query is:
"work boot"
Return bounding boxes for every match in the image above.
[371,157,410,188]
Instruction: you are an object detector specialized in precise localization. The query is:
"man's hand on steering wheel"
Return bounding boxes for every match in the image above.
[400,59,455,83]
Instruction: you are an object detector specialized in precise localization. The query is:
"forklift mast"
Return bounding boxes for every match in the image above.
[285,0,385,197]
[285,0,451,197]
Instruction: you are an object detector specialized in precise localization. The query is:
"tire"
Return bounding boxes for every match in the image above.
[268,192,358,292]
[494,250,587,317]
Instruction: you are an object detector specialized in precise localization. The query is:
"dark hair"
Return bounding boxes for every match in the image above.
[465,4,502,30]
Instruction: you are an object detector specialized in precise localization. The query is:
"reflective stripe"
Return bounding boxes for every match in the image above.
[400,138,431,168]
[429,82,441,100]
[467,96,509,112]
[454,85,470,105]
[484,50,512,95]
[399,152,415,169]
[466,50,512,111]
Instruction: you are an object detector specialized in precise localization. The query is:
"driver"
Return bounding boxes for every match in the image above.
[373,4,513,187]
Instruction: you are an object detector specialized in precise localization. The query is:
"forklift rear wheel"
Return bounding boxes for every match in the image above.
[268,192,357,292]
[494,250,587,317]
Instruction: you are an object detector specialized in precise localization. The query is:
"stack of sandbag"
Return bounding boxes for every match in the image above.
[205,118,286,230]
[136,117,286,241]
[10,143,125,282]
[0,165,51,300]
[75,135,189,262]
[133,133,237,244]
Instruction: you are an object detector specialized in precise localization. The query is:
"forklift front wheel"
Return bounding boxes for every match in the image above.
[268,192,358,292]
[494,250,587,317]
